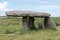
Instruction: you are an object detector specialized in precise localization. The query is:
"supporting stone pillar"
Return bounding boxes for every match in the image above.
[44,17,56,29]
[28,17,35,29]
[22,16,28,30]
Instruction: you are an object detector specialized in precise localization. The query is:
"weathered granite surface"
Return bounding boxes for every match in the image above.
[6,11,50,17]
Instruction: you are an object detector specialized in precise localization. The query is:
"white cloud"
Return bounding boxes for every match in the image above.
[0,2,8,11]
[39,5,60,9]
[27,0,49,4]
[0,1,13,11]
[30,5,60,10]
[32,0,49,4]
[21,4,60,10]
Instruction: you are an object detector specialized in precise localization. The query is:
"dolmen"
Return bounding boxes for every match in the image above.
[6,11,56,30]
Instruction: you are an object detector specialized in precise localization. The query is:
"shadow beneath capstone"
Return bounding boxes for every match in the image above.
[19,26,57,35]
[26,26,57,31]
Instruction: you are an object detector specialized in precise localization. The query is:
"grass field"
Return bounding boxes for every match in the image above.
[0,16,60,40]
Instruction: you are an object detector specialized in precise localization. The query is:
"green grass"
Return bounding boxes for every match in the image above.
[0,16,60,40]
[52,17,60,26]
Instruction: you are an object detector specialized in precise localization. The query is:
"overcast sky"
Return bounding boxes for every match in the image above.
[0,0,60,17]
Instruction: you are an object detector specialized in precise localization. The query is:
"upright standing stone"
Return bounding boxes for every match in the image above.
[44,17,56,29]
[28,17,35,29]
[22,16,28,30]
